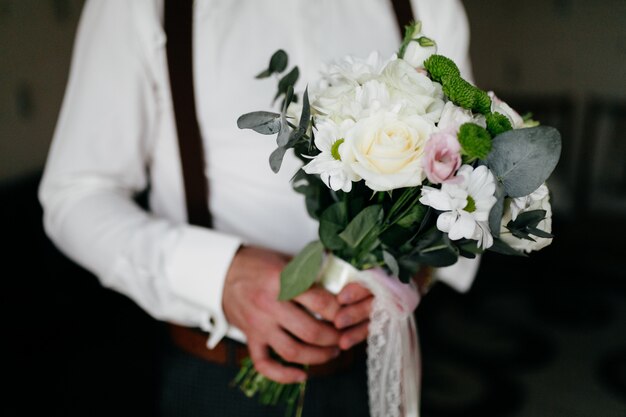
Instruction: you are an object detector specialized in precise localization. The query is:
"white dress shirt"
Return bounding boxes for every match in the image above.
[39,0,478,349]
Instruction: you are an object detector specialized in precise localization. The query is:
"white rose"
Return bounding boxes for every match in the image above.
[500,184,553,252]
[381,59,444,122]
[438,101,487,132]
[343,110,434,191]
[403,37,437,68]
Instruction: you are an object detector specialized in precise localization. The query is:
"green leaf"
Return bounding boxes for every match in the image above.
[319,202,348,251]
[279,241,324,301]
[396,203,427,228]
[255,49,288,79]
[339,205,383,249]
[269,49,288,73]
[486,126,562,198]
[237,111,281,135]
[269,146,287,173]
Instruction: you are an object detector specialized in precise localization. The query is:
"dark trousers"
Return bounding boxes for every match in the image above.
[158,339,371,417]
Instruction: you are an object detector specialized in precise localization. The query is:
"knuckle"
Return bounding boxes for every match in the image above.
[301,324,321,343]
[278,342,299,362]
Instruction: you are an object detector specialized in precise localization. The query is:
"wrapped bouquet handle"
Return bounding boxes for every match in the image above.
[320,255,421,417]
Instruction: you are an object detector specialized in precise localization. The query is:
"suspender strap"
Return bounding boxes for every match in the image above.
[164,0,213,228]
[390,0,415,38]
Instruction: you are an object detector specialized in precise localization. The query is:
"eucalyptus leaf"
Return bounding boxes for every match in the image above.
[488,238,527,257]
[298,87,311,133]
[276,116,291,147]
[527,226,554,239]
[269,49,288,73]
[275,67,300,102]
[339,205,383,249]
[255,49,288,79]
[254,69,272,79]
[279,241,324,300]
[509,210,546,229]
[489,182,505,238]
[237,111,281,135]
[486,126,561,198]
[269,146,287,173]
[382,250,400,277]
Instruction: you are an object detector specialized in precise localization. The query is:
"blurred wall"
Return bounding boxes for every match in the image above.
[0,0,84,183]
[1,0,624,212]
[465,0,626,98]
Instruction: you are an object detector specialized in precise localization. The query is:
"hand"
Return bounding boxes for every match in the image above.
[335,283,374,350]
[222,246,343,384]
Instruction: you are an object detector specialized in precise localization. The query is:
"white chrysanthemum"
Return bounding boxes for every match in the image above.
[312,79,392,123]
[319,51,386,86]
[419,165,497,249]
[500,184,553,252]
[302,119,359,192]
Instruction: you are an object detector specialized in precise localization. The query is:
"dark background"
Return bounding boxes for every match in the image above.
[1,0,625,416]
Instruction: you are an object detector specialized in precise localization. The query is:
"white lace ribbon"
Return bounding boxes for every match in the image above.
[319,254,421,417]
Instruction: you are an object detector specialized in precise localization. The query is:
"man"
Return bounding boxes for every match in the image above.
[39,0,478,415]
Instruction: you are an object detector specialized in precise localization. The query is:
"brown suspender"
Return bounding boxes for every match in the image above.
[391,0,415,38]
[164,0,413,227]
[164,0,213,228]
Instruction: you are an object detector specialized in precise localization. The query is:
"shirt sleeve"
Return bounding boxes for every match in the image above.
[38,0,243,348]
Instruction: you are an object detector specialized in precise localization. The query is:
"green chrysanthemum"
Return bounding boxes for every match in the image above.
[458,122,492,160]
[474,89,492,115]
[424,55,460,83]
[486,112,513,136]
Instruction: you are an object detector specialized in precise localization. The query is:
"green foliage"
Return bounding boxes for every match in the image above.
[339,205,383,250]
[279,241,324,300]
[458,123,492,160]
[486,112,513,136]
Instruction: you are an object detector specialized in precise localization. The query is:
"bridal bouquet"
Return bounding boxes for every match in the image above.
[235,22,561,417]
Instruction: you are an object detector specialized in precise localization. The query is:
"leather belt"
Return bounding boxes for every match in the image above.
[168,323,365,378]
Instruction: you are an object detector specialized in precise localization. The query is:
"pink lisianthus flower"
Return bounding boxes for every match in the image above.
[422,129,462,184]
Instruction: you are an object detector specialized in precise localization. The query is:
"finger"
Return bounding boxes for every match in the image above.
[334,296,374,329]
[248,340,307,384]
[337,282,372,305]
[293,285,341,322]
[277,302,340,346]
[269,330,341,365]
[339,321,370,350]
